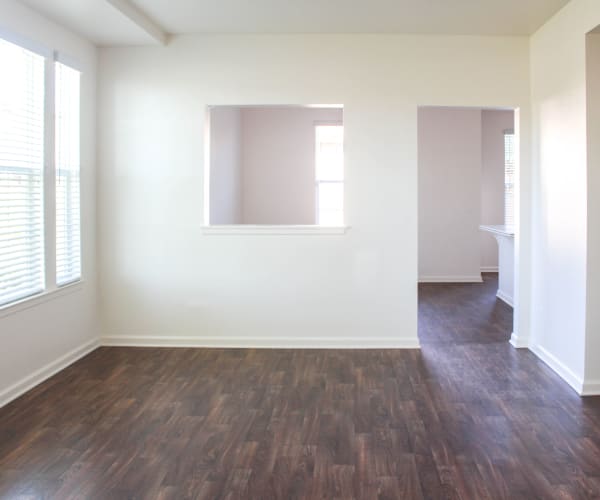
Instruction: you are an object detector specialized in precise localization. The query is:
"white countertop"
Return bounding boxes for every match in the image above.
[479,224,515,237]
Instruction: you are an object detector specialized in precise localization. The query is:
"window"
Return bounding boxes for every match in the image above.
[504,131,515,226]
[206,105,346,230]
[0,38,45,306]
[55,62,81,285]
[0,31,82,307]
[315,124,344,226]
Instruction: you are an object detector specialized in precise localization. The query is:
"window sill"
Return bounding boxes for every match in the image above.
[201,225,351,235]
[0,280,85,319]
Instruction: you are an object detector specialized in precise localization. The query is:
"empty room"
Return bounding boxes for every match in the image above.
[1,0,600,498]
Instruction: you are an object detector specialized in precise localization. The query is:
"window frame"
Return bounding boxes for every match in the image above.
[0,28,83,311]
[54,59,82,287]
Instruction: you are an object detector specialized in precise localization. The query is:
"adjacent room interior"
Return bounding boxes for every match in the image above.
[1,0,600,497]
[207,105,344,227]
[418,106,516,344]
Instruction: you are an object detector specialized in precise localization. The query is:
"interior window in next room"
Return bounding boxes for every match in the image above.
[207,105,344,226]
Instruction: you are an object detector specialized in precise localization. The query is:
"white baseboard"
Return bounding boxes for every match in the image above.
[496,290,514,307]
[101,335,421,349]
[0,337,100,409]
[480,266,499,273]
[418,275,483,283]
[509,332,529,348]
[581,380,600,396]
[529,344,585,395]
[3,334,597,412]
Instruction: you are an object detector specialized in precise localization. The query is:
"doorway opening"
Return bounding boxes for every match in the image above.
[417,106,517,346]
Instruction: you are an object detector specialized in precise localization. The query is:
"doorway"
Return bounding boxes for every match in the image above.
[417,106,517,345]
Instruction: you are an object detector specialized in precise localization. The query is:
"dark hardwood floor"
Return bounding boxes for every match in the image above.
[419,273,514,345]
[1,274,600,499]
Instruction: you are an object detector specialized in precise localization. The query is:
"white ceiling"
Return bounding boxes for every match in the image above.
[20,0,571,46]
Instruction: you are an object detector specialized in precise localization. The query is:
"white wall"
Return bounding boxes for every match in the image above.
[481,109,514,271]
[0,0,98,405]
[418,107,483,282]
[240,107,342,225]
[585,32,600,390]
[530,0,600,394]
[209,107,242,224]
[97,34,530,348]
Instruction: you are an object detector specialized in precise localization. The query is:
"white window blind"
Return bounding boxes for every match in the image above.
[0,38,45,306]
[315,125,344,226]
[504,132,515,227]
[55,61,81,286]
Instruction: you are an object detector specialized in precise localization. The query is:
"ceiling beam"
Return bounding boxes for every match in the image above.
[106,0,168,45]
